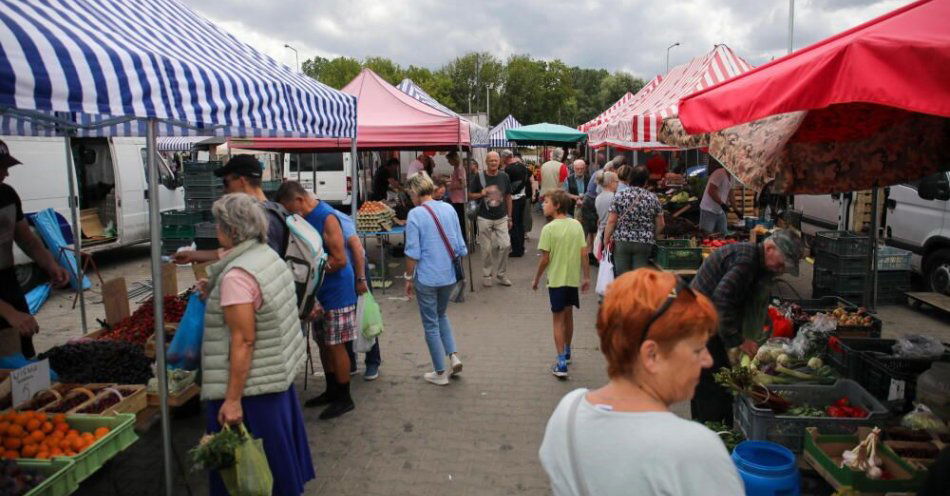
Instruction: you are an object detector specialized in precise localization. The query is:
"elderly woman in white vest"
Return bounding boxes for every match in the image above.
[201,193,314,496]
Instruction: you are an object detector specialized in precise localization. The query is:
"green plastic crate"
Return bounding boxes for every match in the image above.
[20,459,79,496]
[656,240,703,269]
[160,209,204,226]
[183,161,222,174]
[161,224,195,238]
[50,414,137,484]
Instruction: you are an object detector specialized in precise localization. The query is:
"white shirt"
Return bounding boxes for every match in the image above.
[407,159,425,177]
[539,389,744,496]
[700,167,734,215]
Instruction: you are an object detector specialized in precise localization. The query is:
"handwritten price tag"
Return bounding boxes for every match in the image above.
[11,360,51,407]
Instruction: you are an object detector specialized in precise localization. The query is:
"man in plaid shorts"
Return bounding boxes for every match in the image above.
[277,182,357,420]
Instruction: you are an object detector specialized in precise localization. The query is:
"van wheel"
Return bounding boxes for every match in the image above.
[924,249,950,295]
[15,264,45,292]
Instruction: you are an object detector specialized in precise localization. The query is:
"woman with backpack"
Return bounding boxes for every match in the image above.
[404,172,468,386]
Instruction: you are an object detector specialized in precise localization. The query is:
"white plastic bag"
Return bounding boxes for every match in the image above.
[592,230,604,262]
[596,253,614,296]
[354,331,377,353]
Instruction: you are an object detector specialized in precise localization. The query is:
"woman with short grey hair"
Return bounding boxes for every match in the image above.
[201,192,315,495]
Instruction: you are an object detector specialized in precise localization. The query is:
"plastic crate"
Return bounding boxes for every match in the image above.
[194,236,220,250]
[161,224,194,238]
[162,238,193,255]
[160,209,204,226]
[19,459,78,496]
[195,222,217,238]
[876,246,913,271]
[733,379,890,452]
[182,173,218,186]
[185,197,215,212]
[824,338,945,413]
[813,231,870,257]
[184,184,224,200]
[813,267,865,293]
[182,161,222,174]
[655,240,703,269]
[54,414,137,484]
[262,180,281,192]
[814,252,867,275]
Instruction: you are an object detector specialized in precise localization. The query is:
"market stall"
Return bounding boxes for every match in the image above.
[505,122,587,146]
[487,114,523,149]
[657,0,950,491]
[397,78,490,147]
[0,0,358,493]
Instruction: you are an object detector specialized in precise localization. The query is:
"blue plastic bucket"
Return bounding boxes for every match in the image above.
[732,441,801,496]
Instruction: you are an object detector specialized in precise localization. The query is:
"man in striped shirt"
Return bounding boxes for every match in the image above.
[690,229,803,425]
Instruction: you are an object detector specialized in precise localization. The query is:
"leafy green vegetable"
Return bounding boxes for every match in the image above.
[704,421,745,452]
[190,427,245,472]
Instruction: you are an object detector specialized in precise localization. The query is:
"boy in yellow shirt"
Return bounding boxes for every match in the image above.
[532,190,590,378]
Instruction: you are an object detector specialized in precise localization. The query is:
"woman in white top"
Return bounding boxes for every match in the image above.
[539,269,744,496]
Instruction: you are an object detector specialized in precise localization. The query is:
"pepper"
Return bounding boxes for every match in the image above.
[826,406,847,417]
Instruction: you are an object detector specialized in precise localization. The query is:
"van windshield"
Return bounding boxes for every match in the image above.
[288,153,344,173]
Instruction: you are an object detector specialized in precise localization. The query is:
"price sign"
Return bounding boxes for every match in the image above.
[11,360,51,407]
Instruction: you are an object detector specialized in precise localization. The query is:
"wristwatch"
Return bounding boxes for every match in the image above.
[357,277,367,282]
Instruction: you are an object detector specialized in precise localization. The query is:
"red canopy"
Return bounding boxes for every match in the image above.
[232,68,470,151]
[679,0,950,135]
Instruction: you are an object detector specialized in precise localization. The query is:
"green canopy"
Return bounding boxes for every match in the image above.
[505,122,587,145]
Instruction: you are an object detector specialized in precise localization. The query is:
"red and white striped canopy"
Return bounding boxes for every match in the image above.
[586,75,664,148]
[598,45,753,149]
[579,91,637,132]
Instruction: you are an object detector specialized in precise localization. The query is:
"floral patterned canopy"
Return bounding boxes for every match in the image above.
[660,104,950,194]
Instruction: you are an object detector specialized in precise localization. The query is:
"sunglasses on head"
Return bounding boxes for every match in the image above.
[638,274,696,349]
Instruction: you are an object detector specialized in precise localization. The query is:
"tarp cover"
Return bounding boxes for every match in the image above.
[0,0,357,138]
[662,0,950,193]
[505,122,586,145]
[397,79,489,147]
[488,115,522,148]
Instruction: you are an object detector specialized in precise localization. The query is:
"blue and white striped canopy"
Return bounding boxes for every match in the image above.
[488,114,523,148]
[396,78,490,147]
[0,0,357,138]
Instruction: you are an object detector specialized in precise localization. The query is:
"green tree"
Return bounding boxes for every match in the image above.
[363,56,404,85]
[442,52,503,115]
[309,56,362,89]
[301,55,329,81]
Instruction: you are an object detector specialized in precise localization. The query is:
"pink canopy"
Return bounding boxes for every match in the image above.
[586,75,664,149]
[578,91,636,132]
[231,68,470,151]
[590,45,752,150]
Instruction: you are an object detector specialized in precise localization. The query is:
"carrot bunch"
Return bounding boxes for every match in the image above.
[0,411,110,459]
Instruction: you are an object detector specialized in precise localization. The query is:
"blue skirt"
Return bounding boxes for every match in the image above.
[205,386,315,496]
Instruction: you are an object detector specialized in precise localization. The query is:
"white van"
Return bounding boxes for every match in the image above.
[283,152,352,207]
[796,171,950,294]
[4,136,184,284]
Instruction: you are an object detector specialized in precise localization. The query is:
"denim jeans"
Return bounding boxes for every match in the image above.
[700,209,729,235]
[414,280,457,372]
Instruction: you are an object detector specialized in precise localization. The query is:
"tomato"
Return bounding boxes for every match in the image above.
[826,406,846,417]
[835,397,850,408]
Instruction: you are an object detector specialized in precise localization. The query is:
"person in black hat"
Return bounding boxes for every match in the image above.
[174,154,290,264]
[0,139,70,357]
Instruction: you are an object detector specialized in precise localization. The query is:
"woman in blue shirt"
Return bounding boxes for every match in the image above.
[404,172,468,386]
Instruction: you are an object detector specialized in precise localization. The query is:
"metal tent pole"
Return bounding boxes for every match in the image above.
[350,140,359,218]
[147,119,174,496]
[866,187,880,309]
[464,147,475,293]
[63,134,87,334]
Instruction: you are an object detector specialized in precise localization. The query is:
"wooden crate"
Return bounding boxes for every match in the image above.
[144,324,178,360]
[147,383,200,408]
[74,385,147,416]
[850,189,885,233]
[42,387,98,414]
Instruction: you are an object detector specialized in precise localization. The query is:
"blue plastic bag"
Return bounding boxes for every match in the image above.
[0,353,59,381]
[167,293,206,370]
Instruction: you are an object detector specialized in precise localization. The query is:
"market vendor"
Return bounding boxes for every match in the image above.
[0,140,70,358]
[689,229,803,426]
[699,160,734,235]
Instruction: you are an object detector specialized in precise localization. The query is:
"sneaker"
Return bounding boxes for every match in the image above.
[482,277,493,288]
[319,397,355,420]
[364,364,380,381]
[424,371,450,386]
[564,345,572,364]
[551,357,569,379]
[496,276,513,287]
[449,353,463,376]
[349,366,359,376]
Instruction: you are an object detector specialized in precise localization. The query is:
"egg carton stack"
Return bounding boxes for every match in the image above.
[357,201,396,232]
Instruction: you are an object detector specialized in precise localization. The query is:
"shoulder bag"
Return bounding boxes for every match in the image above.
[421,204,465,283]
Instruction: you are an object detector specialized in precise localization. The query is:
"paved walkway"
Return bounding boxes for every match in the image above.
[30,210,950,495]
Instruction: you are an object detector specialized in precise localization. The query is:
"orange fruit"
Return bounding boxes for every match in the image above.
[35,451,49,460]
[20,445,38,458]
[67,430,79,438]
[21,436,37,447]
[41,422,53,434]
[58,439,71,450]
[51,414,66,425]
[50,431,64,440]
[3,438,21,450]
[2,412,15,423]
[50,448,63,457]
[29,431,44,443]
[13,414,29,427]
[2,450,18,459]
[33,412,47,423]
[54,423,69,434]
[25,419,40,432]
[70,438,83,452]
[0,421,10,435]
[6,425,23,438]
[94,427,110,439]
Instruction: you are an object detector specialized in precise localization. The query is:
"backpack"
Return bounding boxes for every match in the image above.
[264,203,327,319]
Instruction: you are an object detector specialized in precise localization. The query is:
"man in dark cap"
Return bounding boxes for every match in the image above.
[174,154,289,263]
[0,140,70,357]
[690,229,804,426]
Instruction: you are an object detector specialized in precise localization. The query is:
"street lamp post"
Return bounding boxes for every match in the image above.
[284,43,299,72]
[666,42,680,73]
[787,0,795,54]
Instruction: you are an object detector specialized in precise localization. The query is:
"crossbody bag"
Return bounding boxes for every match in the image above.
[421,204,465,283]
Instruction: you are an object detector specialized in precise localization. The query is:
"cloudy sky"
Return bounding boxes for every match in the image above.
[183,0,910,79]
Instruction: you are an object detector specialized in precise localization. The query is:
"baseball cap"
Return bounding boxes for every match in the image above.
[213,154,263,179]
[770,229,804,276]
[0,139,22,168]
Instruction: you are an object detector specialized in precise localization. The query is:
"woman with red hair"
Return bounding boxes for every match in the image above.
[539,269,743,495]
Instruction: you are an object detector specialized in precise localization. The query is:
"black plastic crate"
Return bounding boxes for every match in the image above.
[787,294,882,338]
[185,198,215,212]
[825,338,949,413]
[183,161,222,174]
[195,222,217,238]
[813,231,870,257]
[814,252,867,275]
[814,267,866,293]
[182,174,219,188]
